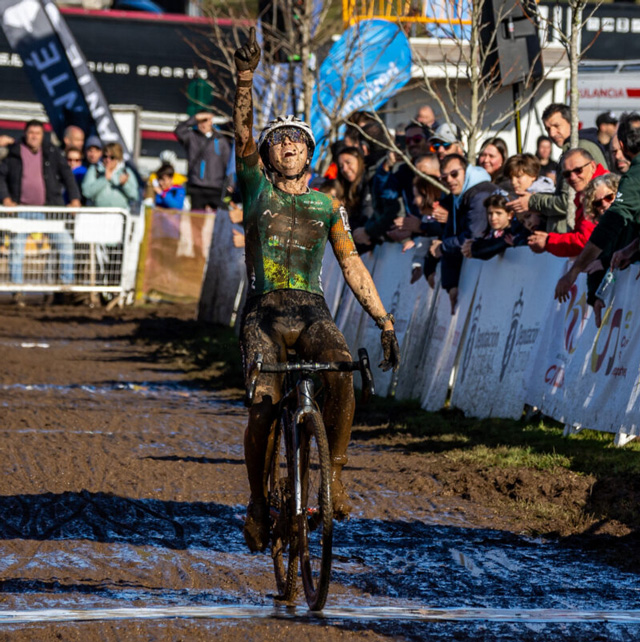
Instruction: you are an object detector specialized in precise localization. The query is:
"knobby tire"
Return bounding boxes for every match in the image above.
[298,410,333,611]
[269,411,298,602]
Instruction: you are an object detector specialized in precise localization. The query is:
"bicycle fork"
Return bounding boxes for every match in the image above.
[292,378,315,518]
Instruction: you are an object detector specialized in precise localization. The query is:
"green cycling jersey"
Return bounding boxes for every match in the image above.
[237,151,358,297]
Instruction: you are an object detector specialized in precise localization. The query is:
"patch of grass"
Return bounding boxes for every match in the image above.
[444,445,572,471]
[354,396,640,480]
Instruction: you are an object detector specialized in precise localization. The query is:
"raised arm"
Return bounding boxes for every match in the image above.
[233,27,261,158]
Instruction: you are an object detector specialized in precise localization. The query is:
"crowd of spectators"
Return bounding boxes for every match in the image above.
[3,102,640,322]
[303,104,640,322]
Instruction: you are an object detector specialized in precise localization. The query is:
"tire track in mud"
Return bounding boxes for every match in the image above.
[0,305,639,642]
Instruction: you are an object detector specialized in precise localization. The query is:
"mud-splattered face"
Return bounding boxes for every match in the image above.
[268,134,308,177]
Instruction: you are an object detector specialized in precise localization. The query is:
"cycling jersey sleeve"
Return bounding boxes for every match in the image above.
[236,150,264,205]
[329,199,359,261]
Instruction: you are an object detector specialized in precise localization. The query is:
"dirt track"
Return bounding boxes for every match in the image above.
[0,301,638,641]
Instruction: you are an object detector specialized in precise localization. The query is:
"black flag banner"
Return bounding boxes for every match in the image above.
[0,0,131,158]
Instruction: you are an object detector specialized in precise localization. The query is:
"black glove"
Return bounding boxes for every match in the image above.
[234,26,261,73]
[379,330,400,372]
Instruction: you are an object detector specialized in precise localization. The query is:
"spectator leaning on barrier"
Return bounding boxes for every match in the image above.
[461,190,529,261]
[555,112,640,311]
[430,153,494,312]
[82,142,138,209]
[175,110,231,211]
[508,103,608,233]
[0,119,80,291]
[65,146,87,204]
[528,149,608,257]
[336,146,376,254]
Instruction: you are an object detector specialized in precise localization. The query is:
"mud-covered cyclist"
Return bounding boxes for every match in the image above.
[234,29,400,553]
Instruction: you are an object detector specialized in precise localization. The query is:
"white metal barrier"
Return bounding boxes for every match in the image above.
[0,206,141,302]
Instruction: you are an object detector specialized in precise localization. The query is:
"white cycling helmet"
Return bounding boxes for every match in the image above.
[257,115,316,172]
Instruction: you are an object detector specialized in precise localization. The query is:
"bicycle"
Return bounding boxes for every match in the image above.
[245,348,375,611]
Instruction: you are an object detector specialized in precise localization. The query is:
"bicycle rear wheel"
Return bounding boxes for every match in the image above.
[298,410,333,611]
[269,411,298,601]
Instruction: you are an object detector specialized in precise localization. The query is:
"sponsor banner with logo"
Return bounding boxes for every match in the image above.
[356,242,426,396]
[420,257,481,411]
[394,273,438,401]
[450,249,565,419]
[526,265,640,436]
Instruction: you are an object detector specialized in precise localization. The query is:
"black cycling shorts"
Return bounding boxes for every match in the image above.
[240,289,352,403]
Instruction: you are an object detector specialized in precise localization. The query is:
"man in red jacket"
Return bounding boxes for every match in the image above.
[527,148,608,257]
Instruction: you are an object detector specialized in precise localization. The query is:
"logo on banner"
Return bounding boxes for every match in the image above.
[458,299,481,385]
[500,290,524,382]
[564,284,589,354]
[591,306,632,376]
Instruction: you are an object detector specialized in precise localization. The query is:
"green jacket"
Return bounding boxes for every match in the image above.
[590,153,640,253]
[528,137,609,233]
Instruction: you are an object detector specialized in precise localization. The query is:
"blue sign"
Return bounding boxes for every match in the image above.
[310,19,412,161]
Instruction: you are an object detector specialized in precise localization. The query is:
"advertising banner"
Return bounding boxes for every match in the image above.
[0,0,129,155]
[357,242,427,397]
[420,257,481,411]
[450,249,565,419]
[527,266,640,436]
[309,19,412,161]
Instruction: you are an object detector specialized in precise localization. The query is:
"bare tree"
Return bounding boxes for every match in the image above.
[402,0,556,161]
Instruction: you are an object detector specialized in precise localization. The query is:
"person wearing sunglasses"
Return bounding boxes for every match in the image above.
[430,153,494,313]
[233,29,400,552]
[528,148,608,257]
[82,142,138,208]
[508,103,609,233]
[429,123,465,161]
[556,113,640,307]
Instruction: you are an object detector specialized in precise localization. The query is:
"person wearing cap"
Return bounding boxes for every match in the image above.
[85,135,103,166]
[233,28,400,552]
[175,110,230,211]
[596,111,618,170]
[429,123,465,161]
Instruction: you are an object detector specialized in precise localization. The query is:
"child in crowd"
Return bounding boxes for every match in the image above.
[153,163,186,210]
[461,192,529,260]
[503,153,555,197]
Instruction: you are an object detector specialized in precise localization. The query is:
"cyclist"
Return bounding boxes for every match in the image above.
[234,29,400,552]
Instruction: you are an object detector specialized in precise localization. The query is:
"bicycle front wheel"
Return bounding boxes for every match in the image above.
[298,410,333,611]
[270,411,298,602]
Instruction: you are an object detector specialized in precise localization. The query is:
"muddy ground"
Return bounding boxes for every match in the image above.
[0,300,638,641]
